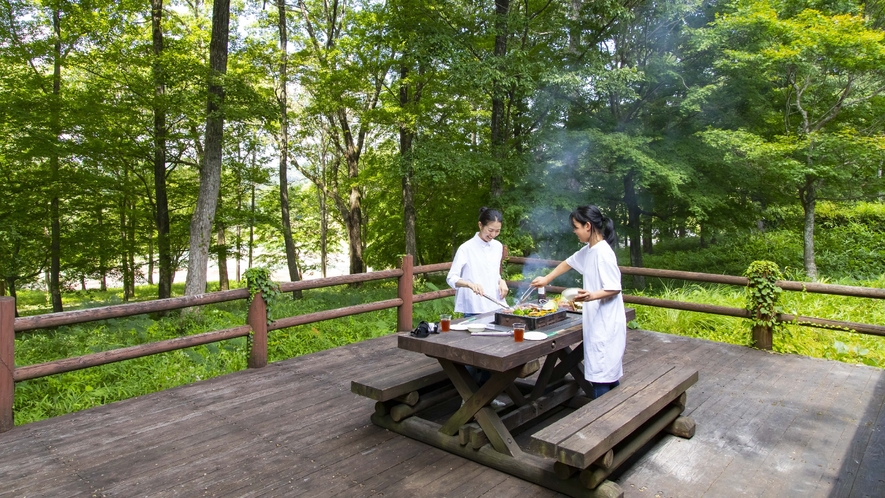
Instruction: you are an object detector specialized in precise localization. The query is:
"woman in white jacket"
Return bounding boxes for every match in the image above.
[446,207,508,391]
[446,207,509,316]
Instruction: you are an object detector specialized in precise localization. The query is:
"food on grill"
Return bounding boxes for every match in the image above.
[508,301,558,317]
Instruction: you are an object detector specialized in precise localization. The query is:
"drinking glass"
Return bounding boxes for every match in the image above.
[439,314,451,332]
[513,322,525,342]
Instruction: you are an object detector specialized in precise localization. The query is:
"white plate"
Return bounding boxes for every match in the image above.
[523,331,548,341]
[450,323,492,331]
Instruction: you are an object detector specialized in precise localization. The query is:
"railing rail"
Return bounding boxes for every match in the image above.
[2,254,883,432]
[505,256,885,342]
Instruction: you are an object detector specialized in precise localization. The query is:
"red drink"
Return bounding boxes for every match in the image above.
[513,322,525,342]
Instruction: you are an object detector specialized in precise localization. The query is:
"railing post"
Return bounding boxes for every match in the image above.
[752,324,773,350]
[1,297,15,432]
[398,254,414,332]
[247,293,268,368]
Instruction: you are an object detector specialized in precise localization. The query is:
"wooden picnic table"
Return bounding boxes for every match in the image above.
[397,313,587,457]
[354,308,694,498]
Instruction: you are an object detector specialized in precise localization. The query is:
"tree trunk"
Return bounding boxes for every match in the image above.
[319,188,328,277]
[217,224,228,290]
[216,192,229,291]
[152,0,172,300]
[399,64,417,259]
[489,0,510,198]
[277,0,302,297]
[147,236,154,285]
[249,182,255,269]
[623,171,645,289]
[120,186,130,302]
[4,279,18,317]
[127,196,136,299]
[185,0,230,297]
[235,171,242,282]
[49,7,63,312]
[338,110,365,274]
[800,175,818,280]
[346,187,364,274]
[97,208,107,292]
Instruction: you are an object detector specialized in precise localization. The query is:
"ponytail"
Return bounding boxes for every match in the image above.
[570,205,617,247]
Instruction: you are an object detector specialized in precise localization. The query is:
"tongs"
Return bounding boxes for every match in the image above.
[480,292,509,309]
[514,286,536,307]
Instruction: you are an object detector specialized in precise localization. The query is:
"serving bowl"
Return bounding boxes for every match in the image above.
[561,287,581,301]
[466,323,487,334]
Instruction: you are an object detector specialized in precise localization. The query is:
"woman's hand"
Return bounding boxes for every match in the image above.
[530,275,549,288]
[465,281,484,295]
[497,280,509,299]
[573,290,592,302]
[573,289,619,302]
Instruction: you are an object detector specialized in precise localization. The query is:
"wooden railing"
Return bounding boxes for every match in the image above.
[0,256,452,432]
[2,254,883,432]
[506,257,885,348]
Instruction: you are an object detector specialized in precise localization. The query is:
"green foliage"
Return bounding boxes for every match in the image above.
[630,279,885,367]
[14,307,248,425]
[243,266,280,325]
[643,202,885,282]
[12,278,453,425]
[744,260,783,330]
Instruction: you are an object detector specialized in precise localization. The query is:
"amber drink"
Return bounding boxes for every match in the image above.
[440,314,451,332]
[513,322,525,342]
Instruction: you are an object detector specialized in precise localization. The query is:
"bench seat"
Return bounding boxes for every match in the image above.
[530,362,698,471]
[351,354,448,402]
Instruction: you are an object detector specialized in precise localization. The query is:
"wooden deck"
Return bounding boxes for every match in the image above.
[1,329,883,497]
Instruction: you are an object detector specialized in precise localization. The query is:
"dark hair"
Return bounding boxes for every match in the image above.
[478,207,503,226]
[569,205,617,246]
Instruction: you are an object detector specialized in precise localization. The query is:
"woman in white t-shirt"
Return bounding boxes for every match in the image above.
[446,207,509,316]
[530,205,626,399]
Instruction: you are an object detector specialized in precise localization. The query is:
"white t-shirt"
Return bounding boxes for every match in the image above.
[446,233,504,314]
[565,241,626,383]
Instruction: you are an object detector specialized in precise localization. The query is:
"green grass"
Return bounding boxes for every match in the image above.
[10,274,884,426]
[12,278,453,426]
[629,277,885,368]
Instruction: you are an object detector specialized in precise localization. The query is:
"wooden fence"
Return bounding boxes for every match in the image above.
[2,255,883,432]
[507,257,885,348]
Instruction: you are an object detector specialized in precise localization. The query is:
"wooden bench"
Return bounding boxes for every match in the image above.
[351,354,543,422]
[530,362,698,489]
[351,354,449,403]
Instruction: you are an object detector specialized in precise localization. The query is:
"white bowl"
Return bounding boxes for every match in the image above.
[561,288,581,301]
[466,323,487,334]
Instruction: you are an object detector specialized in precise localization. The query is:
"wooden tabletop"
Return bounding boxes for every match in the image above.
[398,313,583,372]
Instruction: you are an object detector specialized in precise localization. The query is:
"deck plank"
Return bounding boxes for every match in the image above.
[1,329,884,497]
[848,382,885,498]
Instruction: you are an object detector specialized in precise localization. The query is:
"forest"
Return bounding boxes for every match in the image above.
[2,0,884,314]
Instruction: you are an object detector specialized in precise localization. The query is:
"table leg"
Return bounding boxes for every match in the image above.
[505,384,527,406]
[549,344,594,395]
[437,359,522,456]
[530,349,569,401]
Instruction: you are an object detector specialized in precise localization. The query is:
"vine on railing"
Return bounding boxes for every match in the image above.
[744,261,783,331]
[244,267,280,326]
[244,267,280,359]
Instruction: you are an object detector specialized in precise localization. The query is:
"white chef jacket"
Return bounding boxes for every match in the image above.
[565,241,626,383]
[446,233,504,314]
